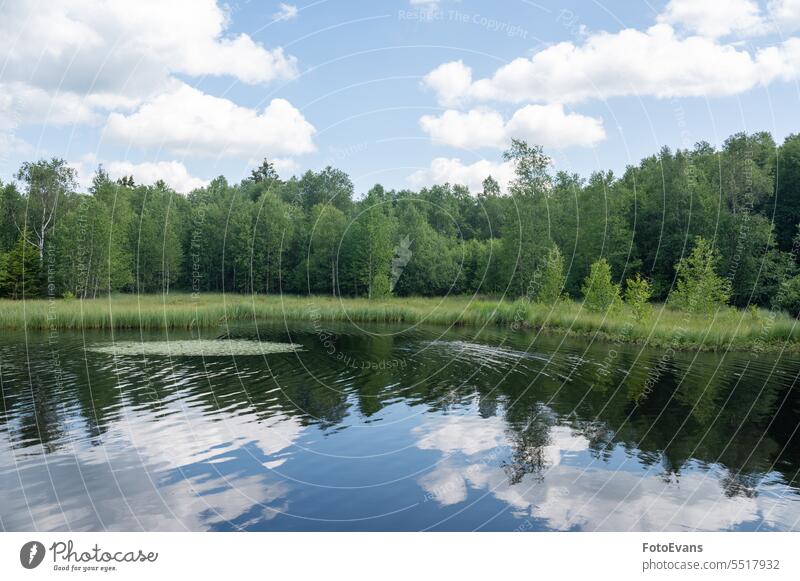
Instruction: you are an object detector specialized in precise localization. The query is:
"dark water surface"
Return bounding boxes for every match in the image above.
[2,321,800,531]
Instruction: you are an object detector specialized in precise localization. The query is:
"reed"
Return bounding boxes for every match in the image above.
[1,293,797,351]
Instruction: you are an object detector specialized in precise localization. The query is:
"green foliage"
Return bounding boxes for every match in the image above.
[5,294,799,352]
[0,230,40,299]
[503,139,552,196]
[2,130,799,313]
[370,273,391,299]
[775,275,800,317]
[774,134,800,251]
[536,245,565,304]
[624,274,653,322]
[16,158,76,257]
[582,258,621,313]
[670,237,732,314]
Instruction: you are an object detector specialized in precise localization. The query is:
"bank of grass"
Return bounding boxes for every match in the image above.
[0,293,798,351]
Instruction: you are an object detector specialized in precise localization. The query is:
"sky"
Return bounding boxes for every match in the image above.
[1,0,799,195]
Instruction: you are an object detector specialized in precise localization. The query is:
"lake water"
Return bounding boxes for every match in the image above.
[2,321,799,531]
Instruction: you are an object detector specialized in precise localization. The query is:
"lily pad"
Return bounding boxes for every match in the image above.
[87,339,301,357]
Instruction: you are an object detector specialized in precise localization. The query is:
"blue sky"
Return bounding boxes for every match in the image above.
[1,0,799,195]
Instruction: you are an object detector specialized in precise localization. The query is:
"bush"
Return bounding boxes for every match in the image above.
[669,237,731,314]
[536,245,565,304]
[775,275,800,317]
[582,258,621,312]
[370,273,391,299]
[624,274,652,322]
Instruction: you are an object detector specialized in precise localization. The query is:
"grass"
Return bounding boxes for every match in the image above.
[0,293,798,351]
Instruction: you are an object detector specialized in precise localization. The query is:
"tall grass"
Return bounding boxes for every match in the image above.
[1,293,798,351]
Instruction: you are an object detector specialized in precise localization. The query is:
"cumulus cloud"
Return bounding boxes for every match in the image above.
[105,161,209,193]
[0,82,102,128]
[422,61,474,108]
[420,105,605,149]
[68,154,208,193]
[423,25,800,105]
[658,0,766,38]
[420,108,506,149]
[0,0,297,90]
[273,3,298,22]
[105,83,316,158]
[0,0,299,138]
[658,0,800,37]
[407,157,515,193]
[769,0,800,31]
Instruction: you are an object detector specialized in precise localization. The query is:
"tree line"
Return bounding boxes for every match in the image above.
[1,131,800,315]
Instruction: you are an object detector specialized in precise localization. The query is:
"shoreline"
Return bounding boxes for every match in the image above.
[1,293,798,353]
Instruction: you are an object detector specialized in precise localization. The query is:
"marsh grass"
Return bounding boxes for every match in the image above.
[1,293,798,351]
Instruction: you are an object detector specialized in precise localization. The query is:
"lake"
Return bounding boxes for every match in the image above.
[2,321,799,531]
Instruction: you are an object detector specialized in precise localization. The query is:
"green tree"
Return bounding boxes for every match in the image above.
[503,139,552,196]
[669,237,732,313]
[536,244,565,304]
[0,231,40,298]
[16,158,76,258]
[624,274,653,322]
[582,258,621,312]
[305,203,346,295]
[775,275,800,316]
[248,158,280,185]
[0,180,22,253]
[773,134,800,252]
[347,187,395,298]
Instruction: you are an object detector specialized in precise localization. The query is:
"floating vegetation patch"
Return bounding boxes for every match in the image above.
[87,339,302,357]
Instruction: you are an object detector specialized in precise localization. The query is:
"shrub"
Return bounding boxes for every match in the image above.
[624,274,652,322]
[669,237,731,314]
[370,273,391,299]
[582,258,621,312]
[536,245,565,304]
[775,275,800,317]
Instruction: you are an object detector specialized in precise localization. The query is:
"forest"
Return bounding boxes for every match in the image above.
[1,132,800,318]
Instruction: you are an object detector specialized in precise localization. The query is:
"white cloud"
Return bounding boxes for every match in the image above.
[273,3,298,22]
[420,105,605,149]
[0,82,105,129]
[105,160,208,193]
[68,154,207,193]
[271,158,301,175]
[658,0,766,38]
[414,416,507,456]
[657,0,800,38]
[757,37,800,81]
[0,133,33,159]
[770,0,800,31]
[0,0,297,90]
[407,157,515,193]
[0,0,299,138]
[422,61,474,108]
[420,108,506,149]
[424,25,800,105]
[105,83,316,158]
[414,422,800,531]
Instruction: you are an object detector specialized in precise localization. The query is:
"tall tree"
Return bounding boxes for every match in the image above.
[16,158,76,258]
